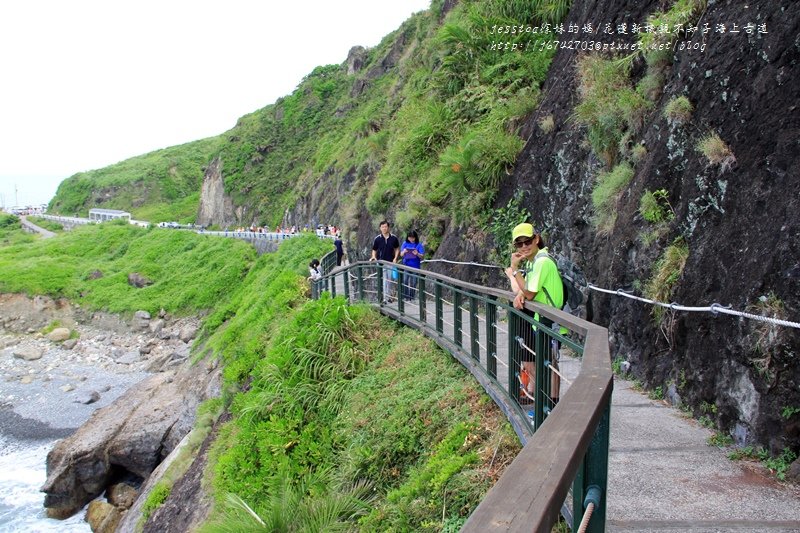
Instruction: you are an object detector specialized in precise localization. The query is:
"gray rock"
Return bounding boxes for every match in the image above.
[179,325,198,343]
[20,375,34,384]
[47,328,71,342]
[127,273,153,288]
[134,310,151,320]
[666,382,681,407]
[114,351,141,365]
[619,361,631,374]
[62,338,78,350]
[85,500,121,533]
[139,345,153,355]
[87,270,104,280]
[74,391,101,405]
[787,458,800,483]
[13,346,43,361]
[107,483,139,510]
[60,384,75,392]
[42,360,222,519]
[133,310,150,331]
[149,319,165,334]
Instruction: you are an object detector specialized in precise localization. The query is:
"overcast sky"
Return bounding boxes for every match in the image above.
[0,0,431,208]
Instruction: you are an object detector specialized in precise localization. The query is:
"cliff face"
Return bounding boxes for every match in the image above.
[463,0,799,450]
[196,156,239,228]
[281,0,800,451]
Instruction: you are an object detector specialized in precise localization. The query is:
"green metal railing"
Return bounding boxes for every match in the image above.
[312,255,612,532]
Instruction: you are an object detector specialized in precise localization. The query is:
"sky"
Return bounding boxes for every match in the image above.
[0,0,431,208]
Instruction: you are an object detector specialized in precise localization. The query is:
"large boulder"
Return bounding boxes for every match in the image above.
[42,356,222,519]
[107,482,139,510]
[47,328,71,342]
[178,325,198,343]
[127,273,153,288]
[133,310,151,331]
[13,346,43,361]
[85,500,122,533]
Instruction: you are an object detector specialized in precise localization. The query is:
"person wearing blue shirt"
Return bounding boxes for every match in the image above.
[399,230,424,300]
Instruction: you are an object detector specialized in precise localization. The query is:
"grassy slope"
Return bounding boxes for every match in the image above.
[0,225,519,530]
[0,220,254,315]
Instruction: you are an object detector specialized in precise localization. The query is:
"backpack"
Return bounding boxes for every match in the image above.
[531,251,585,315]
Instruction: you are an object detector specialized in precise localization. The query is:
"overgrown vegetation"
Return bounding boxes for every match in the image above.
[204,290,520,531]
[26,216,64,232]
[728,446,799,482]
[574,56,649,167]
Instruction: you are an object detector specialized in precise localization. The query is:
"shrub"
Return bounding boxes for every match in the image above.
[697,132,736,169]
[631,143,648,164]
[539,115,555,133]
[663,96,693,123]
[639,189,674,224]
[591,162,635,234]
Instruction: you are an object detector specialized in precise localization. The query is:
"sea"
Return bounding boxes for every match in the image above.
[0,436,90,532]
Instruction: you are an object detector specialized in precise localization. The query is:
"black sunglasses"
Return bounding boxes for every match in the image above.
[513,237,535,248]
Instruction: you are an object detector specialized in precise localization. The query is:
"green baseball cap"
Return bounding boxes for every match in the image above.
[511,223,535,242]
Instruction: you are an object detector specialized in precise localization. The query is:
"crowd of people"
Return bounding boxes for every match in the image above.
[232,223,341,236]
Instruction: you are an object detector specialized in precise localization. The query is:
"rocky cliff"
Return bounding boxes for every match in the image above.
[437,0,800,451]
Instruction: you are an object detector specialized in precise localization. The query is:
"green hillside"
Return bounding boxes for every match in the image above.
[49,136,223,223]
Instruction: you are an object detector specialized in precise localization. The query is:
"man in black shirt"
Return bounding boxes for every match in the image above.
[370,220,400,302]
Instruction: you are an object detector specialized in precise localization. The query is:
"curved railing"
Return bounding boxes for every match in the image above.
[312,255,612,532]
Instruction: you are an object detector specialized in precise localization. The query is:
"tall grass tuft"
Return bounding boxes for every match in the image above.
[591,162,635,234]
[645,238,689,323]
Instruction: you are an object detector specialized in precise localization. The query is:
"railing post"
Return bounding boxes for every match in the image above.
[470,293,479,361]
[418,275,426,323]
[357,267,364,301]
[508,309,518,400]
[435,282,443,335]
[398,268,405,315]
[453,291,462,348]
[344,269,350,301]
[377,263,384,305]
[486,297,497,380]
[573,398,610,532]
[330,272,336,298]
[534,323,547,429]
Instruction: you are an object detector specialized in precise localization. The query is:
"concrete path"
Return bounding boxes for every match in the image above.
[19,215,56,238]
[607,378,800,532]
[326,269,800,532]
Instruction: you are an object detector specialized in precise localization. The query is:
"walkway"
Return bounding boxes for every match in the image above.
[19,216,56,239]
[325,267,800,532]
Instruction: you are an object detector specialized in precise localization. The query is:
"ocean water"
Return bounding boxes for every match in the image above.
[0,437,90,533]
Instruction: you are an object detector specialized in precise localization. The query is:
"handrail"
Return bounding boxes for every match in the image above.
[312,257,612,532]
